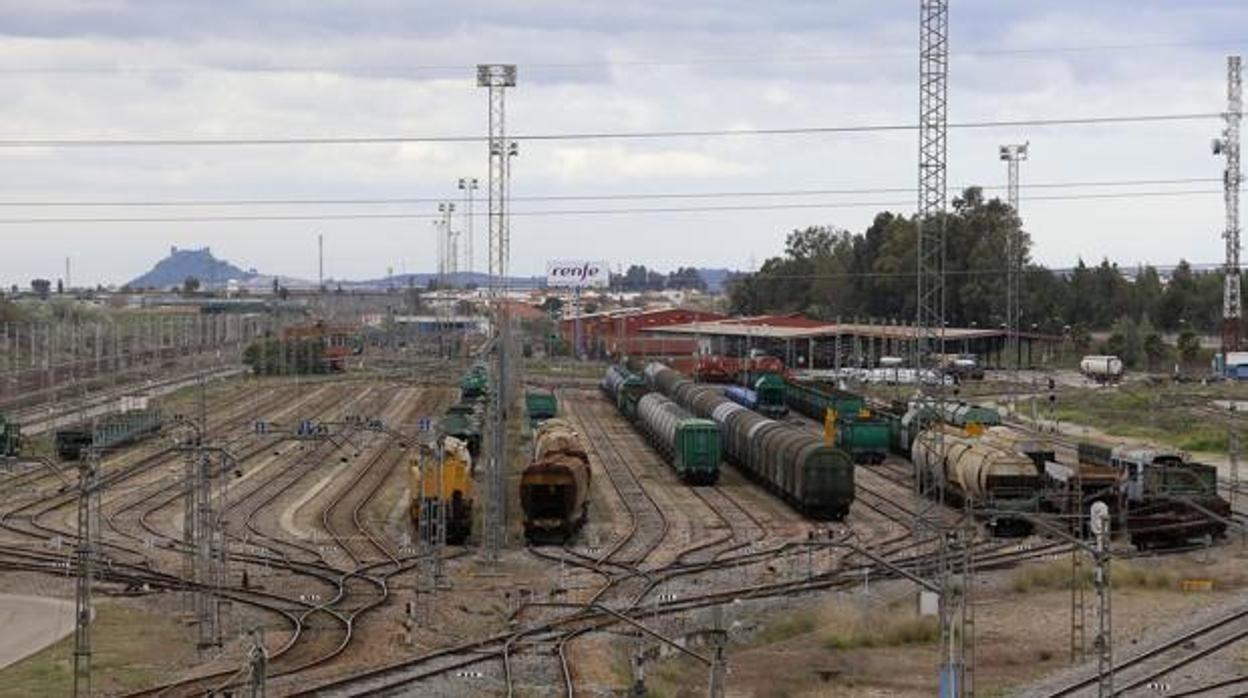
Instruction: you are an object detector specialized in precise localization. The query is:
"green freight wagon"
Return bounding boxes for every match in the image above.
[443,402,483,458]
[835,417,892,464]
[784,380,867,422]
[55,408,163,460]
[525,390,558,425]
[636,392,720,484]
[459,364,490,400]
[602,364,647,421]
[752,373,788,418]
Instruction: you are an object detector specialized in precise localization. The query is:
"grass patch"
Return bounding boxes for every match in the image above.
[1008,559,1240,594]
[753,613,817,645]
[1050,383,1237,454]
[0,599,197,697]
[819,608,939,650]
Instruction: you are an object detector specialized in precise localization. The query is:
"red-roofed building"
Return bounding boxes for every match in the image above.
[559,307,726,358]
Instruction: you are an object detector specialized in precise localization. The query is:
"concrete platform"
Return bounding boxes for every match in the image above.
[0,594,76,671]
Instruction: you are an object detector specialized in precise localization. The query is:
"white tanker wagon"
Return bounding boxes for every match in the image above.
[1080,355,1124,383]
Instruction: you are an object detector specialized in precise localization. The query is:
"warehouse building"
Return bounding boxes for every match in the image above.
[641,313,1061,370]
[559,307,726,358]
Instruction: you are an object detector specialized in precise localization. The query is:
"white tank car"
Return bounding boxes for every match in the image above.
[911,426,1039,500]
[1080,355,1124,382]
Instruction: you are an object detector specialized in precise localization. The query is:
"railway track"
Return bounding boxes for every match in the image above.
[295,509,1080,697]
[0,375,468,696]
[128,384,412,696]
[1045,606,1248,698]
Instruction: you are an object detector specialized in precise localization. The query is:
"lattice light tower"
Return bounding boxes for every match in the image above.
[438,201,458,279]
[914,0,949,553]
[915,2,969,696]
[478,63,516,562]
[1214,55,1243,354]
[458,178,479,275]
[1000,142,1029,412]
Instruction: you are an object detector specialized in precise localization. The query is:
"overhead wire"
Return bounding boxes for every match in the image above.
[0,176,1221,208]
[0,112,1222,148]
[0,188,1222,224]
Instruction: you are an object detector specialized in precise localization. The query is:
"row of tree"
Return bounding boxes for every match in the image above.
[610,265,707,292]
[728,187,1236,339]
[242,338,329,375]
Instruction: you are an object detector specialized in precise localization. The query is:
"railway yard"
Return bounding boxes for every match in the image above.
[11,1,1248,695]
[0,345,1242,698]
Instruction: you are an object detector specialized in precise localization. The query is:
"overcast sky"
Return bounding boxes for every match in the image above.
[0,0,1246,287]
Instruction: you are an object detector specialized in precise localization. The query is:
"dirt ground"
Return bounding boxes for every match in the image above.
[642,547,1248,698]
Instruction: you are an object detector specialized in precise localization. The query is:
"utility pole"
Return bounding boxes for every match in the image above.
[478,63,516,563]
[318,233,324,293]
[1230,403,1239,519]
[1070,467,1087,664]
[458,178,479,276]
[1091,501,1113,697]
[999,142,1029,414]
[1215,55,1243,355]
[247,629,268,698]
[73,450,100,698]
[707,605,728,698]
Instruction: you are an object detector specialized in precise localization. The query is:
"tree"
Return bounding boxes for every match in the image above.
[1177,329,1202,367]
[243,338,328,375]
[667,267,707,291]
[31,278,51,300]
[1070,323,1093,354]
[1107,316,1143,368]
[1137,315,1167,370]
[56,279,64,294]
[183,276,201,294]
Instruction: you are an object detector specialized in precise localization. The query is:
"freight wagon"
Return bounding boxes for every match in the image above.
[636,393,720,484]
[408,436,474,544]
[460,363,489,400]
[55,405,163,461]
[723,376,788,419]
[646,362,854,519]
[833,417,892,465]
[525,389,558,426]
[442,401,483,459]
[910,424,1041,535]
[1077,442,1230,548]
[785,380,866,421]
[0,413,19,458]
[601,364,647,420]
[521,418,592,543]
[888,400,1002,457]
[784,380,889,464]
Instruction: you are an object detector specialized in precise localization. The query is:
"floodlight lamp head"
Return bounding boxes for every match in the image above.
[476,64,517,87]
[1213,138,1226,155]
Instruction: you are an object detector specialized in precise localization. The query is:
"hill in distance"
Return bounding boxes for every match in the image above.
[127,247,256,289]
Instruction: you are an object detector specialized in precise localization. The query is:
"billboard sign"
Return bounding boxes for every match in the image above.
[546,260,610,289]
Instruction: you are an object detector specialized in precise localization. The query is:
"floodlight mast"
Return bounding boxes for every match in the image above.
[1215,56,1243,354]
[999,142,1029,416]
[478,64,516,563]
